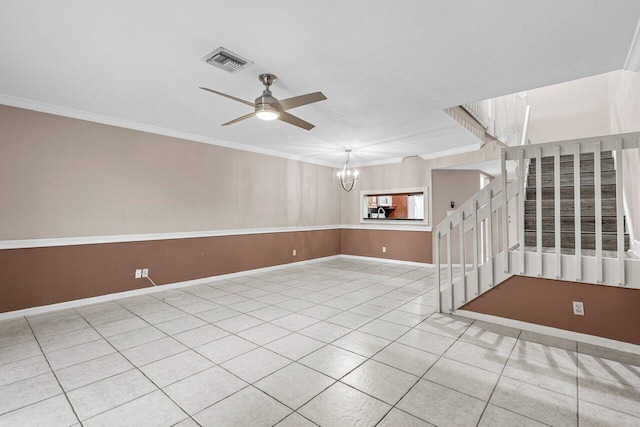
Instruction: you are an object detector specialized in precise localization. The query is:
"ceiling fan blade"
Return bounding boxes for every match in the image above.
[199,87,255,107]
[278,92,327,111]
[222,112,255,126]
[278,111,315,130]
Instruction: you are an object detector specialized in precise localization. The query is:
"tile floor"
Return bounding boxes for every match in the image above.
[0,258,639,426]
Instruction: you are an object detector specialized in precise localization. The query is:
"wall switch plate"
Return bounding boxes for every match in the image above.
[135,269,142,279]
[573,301,584,316]
[142,268,149,278]
[382,246,387,253]
[292,249,296,256]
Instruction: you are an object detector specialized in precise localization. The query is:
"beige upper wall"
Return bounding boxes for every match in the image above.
[0,106,340,240]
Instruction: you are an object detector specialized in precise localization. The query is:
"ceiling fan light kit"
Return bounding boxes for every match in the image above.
[200,73,326,130]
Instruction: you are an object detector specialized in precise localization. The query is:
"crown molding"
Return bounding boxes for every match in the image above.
[419,143,483,160]
[0,94,339,168]
[624,17,640,72]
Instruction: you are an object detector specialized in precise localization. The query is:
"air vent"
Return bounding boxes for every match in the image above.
[201,47,252,73]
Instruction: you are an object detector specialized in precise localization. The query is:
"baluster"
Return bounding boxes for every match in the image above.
[447,220,453,312]
[574,143,582,281]
[554,146,561,279]
[459,210,466,304]
[518,149,525,274]
[536,147,543,276]
[615,140,625,286]
[501,150,509,273]
[594,141,603,283]
[473,199,479,296]
[487,189,494,287]
[435,230,441,312]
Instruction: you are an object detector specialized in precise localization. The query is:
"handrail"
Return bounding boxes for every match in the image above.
[435,132,640,313]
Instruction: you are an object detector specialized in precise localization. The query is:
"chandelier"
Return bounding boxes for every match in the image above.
[334,149,360,192]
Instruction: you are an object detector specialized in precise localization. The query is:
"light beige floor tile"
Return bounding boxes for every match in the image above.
[121,337,187,367]
[298,321,351,343]
[46,339,115,370]
[93,317,148,337]
[342,359,418,405]
[414,313,472,339]
[155,315,207,335]
[56,352,133,391]
[0,373,62,415]
[173,324,229,348]
[107,325,167,351]
[195,307,241,323]
[579,399,640,427]
[299,382,391,427]
[172,418,199,427]
[275,412,317,427]
[373,342,438,376]
[179,300,219,314]
[348,303,391,318]
[67,369,156,421]
[510,339,577,370]
[358,319,410,340]
[490,376,577,426]
[247,306,291,322]
[214,314,263,333]
[503,354,577,397]
[264,333,325,360]
[458,324,518,354]
[398,379,485,427]
[195,386,291,427]
[164,366,247,415]
[140,350,214,388]
[396,328,456,356]
[379,310,426,327]
[478,404,546,426]
[332,331,390,357]
[378,408,434,427]
[0,340,41,365]
[271,313,320,331]
[326,312,372,329]
[237,323,292,346]
[221,348,291,383]
[255,363,334,409]
[37,327,102,354]
[83,390,186,427]
[299,345,367,379]
[195,335,257,364]
[578,343,640,366]
[0,394,77,427]
[519,330,577,351]
[578,373,640,417]
[424,357,499,401]
[0,354,50,388]
[578,352,640,387]
[443,340,509,373]
[297,305,342,320]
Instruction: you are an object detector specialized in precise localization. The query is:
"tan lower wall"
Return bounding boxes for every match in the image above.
[341,229,432,264]
[462,275,640,345]
[0,229,340,313]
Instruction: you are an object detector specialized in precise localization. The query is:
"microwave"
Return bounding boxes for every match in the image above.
[377,196,392,206]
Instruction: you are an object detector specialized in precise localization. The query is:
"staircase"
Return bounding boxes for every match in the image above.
[524,151,630,251]
[434,132,640,314]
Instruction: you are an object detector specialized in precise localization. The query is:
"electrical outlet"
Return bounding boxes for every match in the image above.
[382,246,387,253]
[292,249,296,256]
[135,269,142,279]
[142,268,149,278]
[573,301,584,316]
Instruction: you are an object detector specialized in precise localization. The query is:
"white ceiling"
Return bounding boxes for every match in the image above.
[1,1,639,166]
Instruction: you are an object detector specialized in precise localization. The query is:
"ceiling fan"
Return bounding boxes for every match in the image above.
[200,74,327,131]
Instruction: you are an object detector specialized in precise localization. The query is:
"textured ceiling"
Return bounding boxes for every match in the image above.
[1,1,639,165]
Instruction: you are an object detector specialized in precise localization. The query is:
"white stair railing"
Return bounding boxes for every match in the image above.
[435,132,640,314]
[462,93,531,146]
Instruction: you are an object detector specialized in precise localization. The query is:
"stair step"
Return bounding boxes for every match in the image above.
[531,158,615,174]
[524,215,625,233]
[526,185,616,200]
[527,170,616,187]
[524,199,618,217]
[524,231,629,251]
[529,151,612,164]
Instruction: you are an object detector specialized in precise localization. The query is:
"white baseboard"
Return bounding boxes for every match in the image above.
[339,254,433,268]
[0,255,341,321]
[455,309,640,356]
